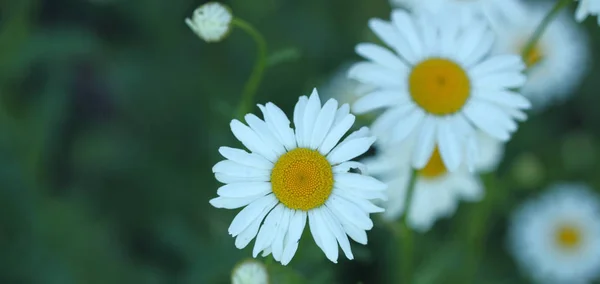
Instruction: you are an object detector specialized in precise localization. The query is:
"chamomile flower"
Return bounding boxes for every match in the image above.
[576,0,600,25]
[210,89,387,265]
[231,259,269,284]
[349,10,530,172]
[495,3,590,110]
[509,183,600,283]
[185,2,233,43]
[364,132,502,231]
[389,0,526,27]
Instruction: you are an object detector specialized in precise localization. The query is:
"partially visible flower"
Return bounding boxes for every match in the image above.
[349,10,530,172]
[211,89,386,265]
[320,63,376,108]
[576,0,600,25]
[509,183,600,283]
[495,3,590,110]
[363,132,503,231]
[185,2,233,43]
[231,259,269,284]
[389,0,526,27]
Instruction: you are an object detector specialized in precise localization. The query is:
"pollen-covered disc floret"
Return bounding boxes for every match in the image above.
[363,132,503,232]
[509,183,600,283]
[210,89,387,265]
[575,0,600,26]
[494,2,590,110]
[185,2,233,43]
[349,9,530,172]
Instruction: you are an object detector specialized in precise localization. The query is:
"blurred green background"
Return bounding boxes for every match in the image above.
[1,0,600,283]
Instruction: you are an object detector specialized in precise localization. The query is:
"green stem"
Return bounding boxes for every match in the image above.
[462,173,501,283]
[398,169,418,284]
[231,18,267,119]
[521,0,571,59]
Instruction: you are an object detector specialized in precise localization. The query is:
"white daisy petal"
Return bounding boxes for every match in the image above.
[261,103,297,151]
[228,194,278,237]
[210,195,267,209]
[348,62,403,87]
[352,90,408,114]
[320,206,354,260]
[437,119,461,172]
[310,99,338,149]
[253,203,285,257]
[332,161,368,174]
[302,89,322,146]
[272,208,293,261]
[391,10,423,60]
[217,182,271,199]
[213,160,270,178]
[326,195,373,230]
[293,96,308,147]
[334,173,387,191]
[318,115,356,155]
[245,114,287,156]
[355,43,407,71]
[230,119,278,162]
[214,172,269,184]
[234,198,278,249]
[281,210,307,265]
[327,136,376,165]
[309,209,339,263]
[392,107,425,142]
[412,116,437,169]
[368,18,417,63]
[218,147,273,170]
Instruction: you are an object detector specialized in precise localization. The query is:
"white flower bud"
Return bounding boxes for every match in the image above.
[231,259,268,284]
[185,2,232,43]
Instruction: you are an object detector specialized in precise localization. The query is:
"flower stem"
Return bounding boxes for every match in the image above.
[231,18,267,119]
[462,173,501,283]
[521,0,571,59]
[398,169,418,284]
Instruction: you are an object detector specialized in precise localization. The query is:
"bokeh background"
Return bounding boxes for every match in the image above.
[1,0,600,283]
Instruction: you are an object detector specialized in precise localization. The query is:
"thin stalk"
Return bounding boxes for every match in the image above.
[398,169,418,284]
[231,18,267,119]
[521,0,571,59]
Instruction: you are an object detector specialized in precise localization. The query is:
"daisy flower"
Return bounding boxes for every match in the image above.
[185,2,233,43]
[495,3,590,110]
[231,259,269,284]
[349,10,530,172]
[364,132,502,231]
[576,0,600,25]
[509,183,600,283]
[389,0,526,27]
[210,89,387,265]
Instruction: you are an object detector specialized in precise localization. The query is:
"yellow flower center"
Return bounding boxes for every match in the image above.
[555,225,582,250]
[409,58,471,116]
[523,45,544,68]
[418,148,447,179]
[271,148,334,211]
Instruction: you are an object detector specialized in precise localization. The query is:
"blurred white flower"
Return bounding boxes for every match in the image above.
[320,63,376,107]
[363,132,503,231]
[185,2,233,43]
[495,3,590,110]
[348,10,530,173]
[210,89,386,265]
[231,259,269,284]
[509,183,600,283]
[389,0,526,27]
[576,0,600,25]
